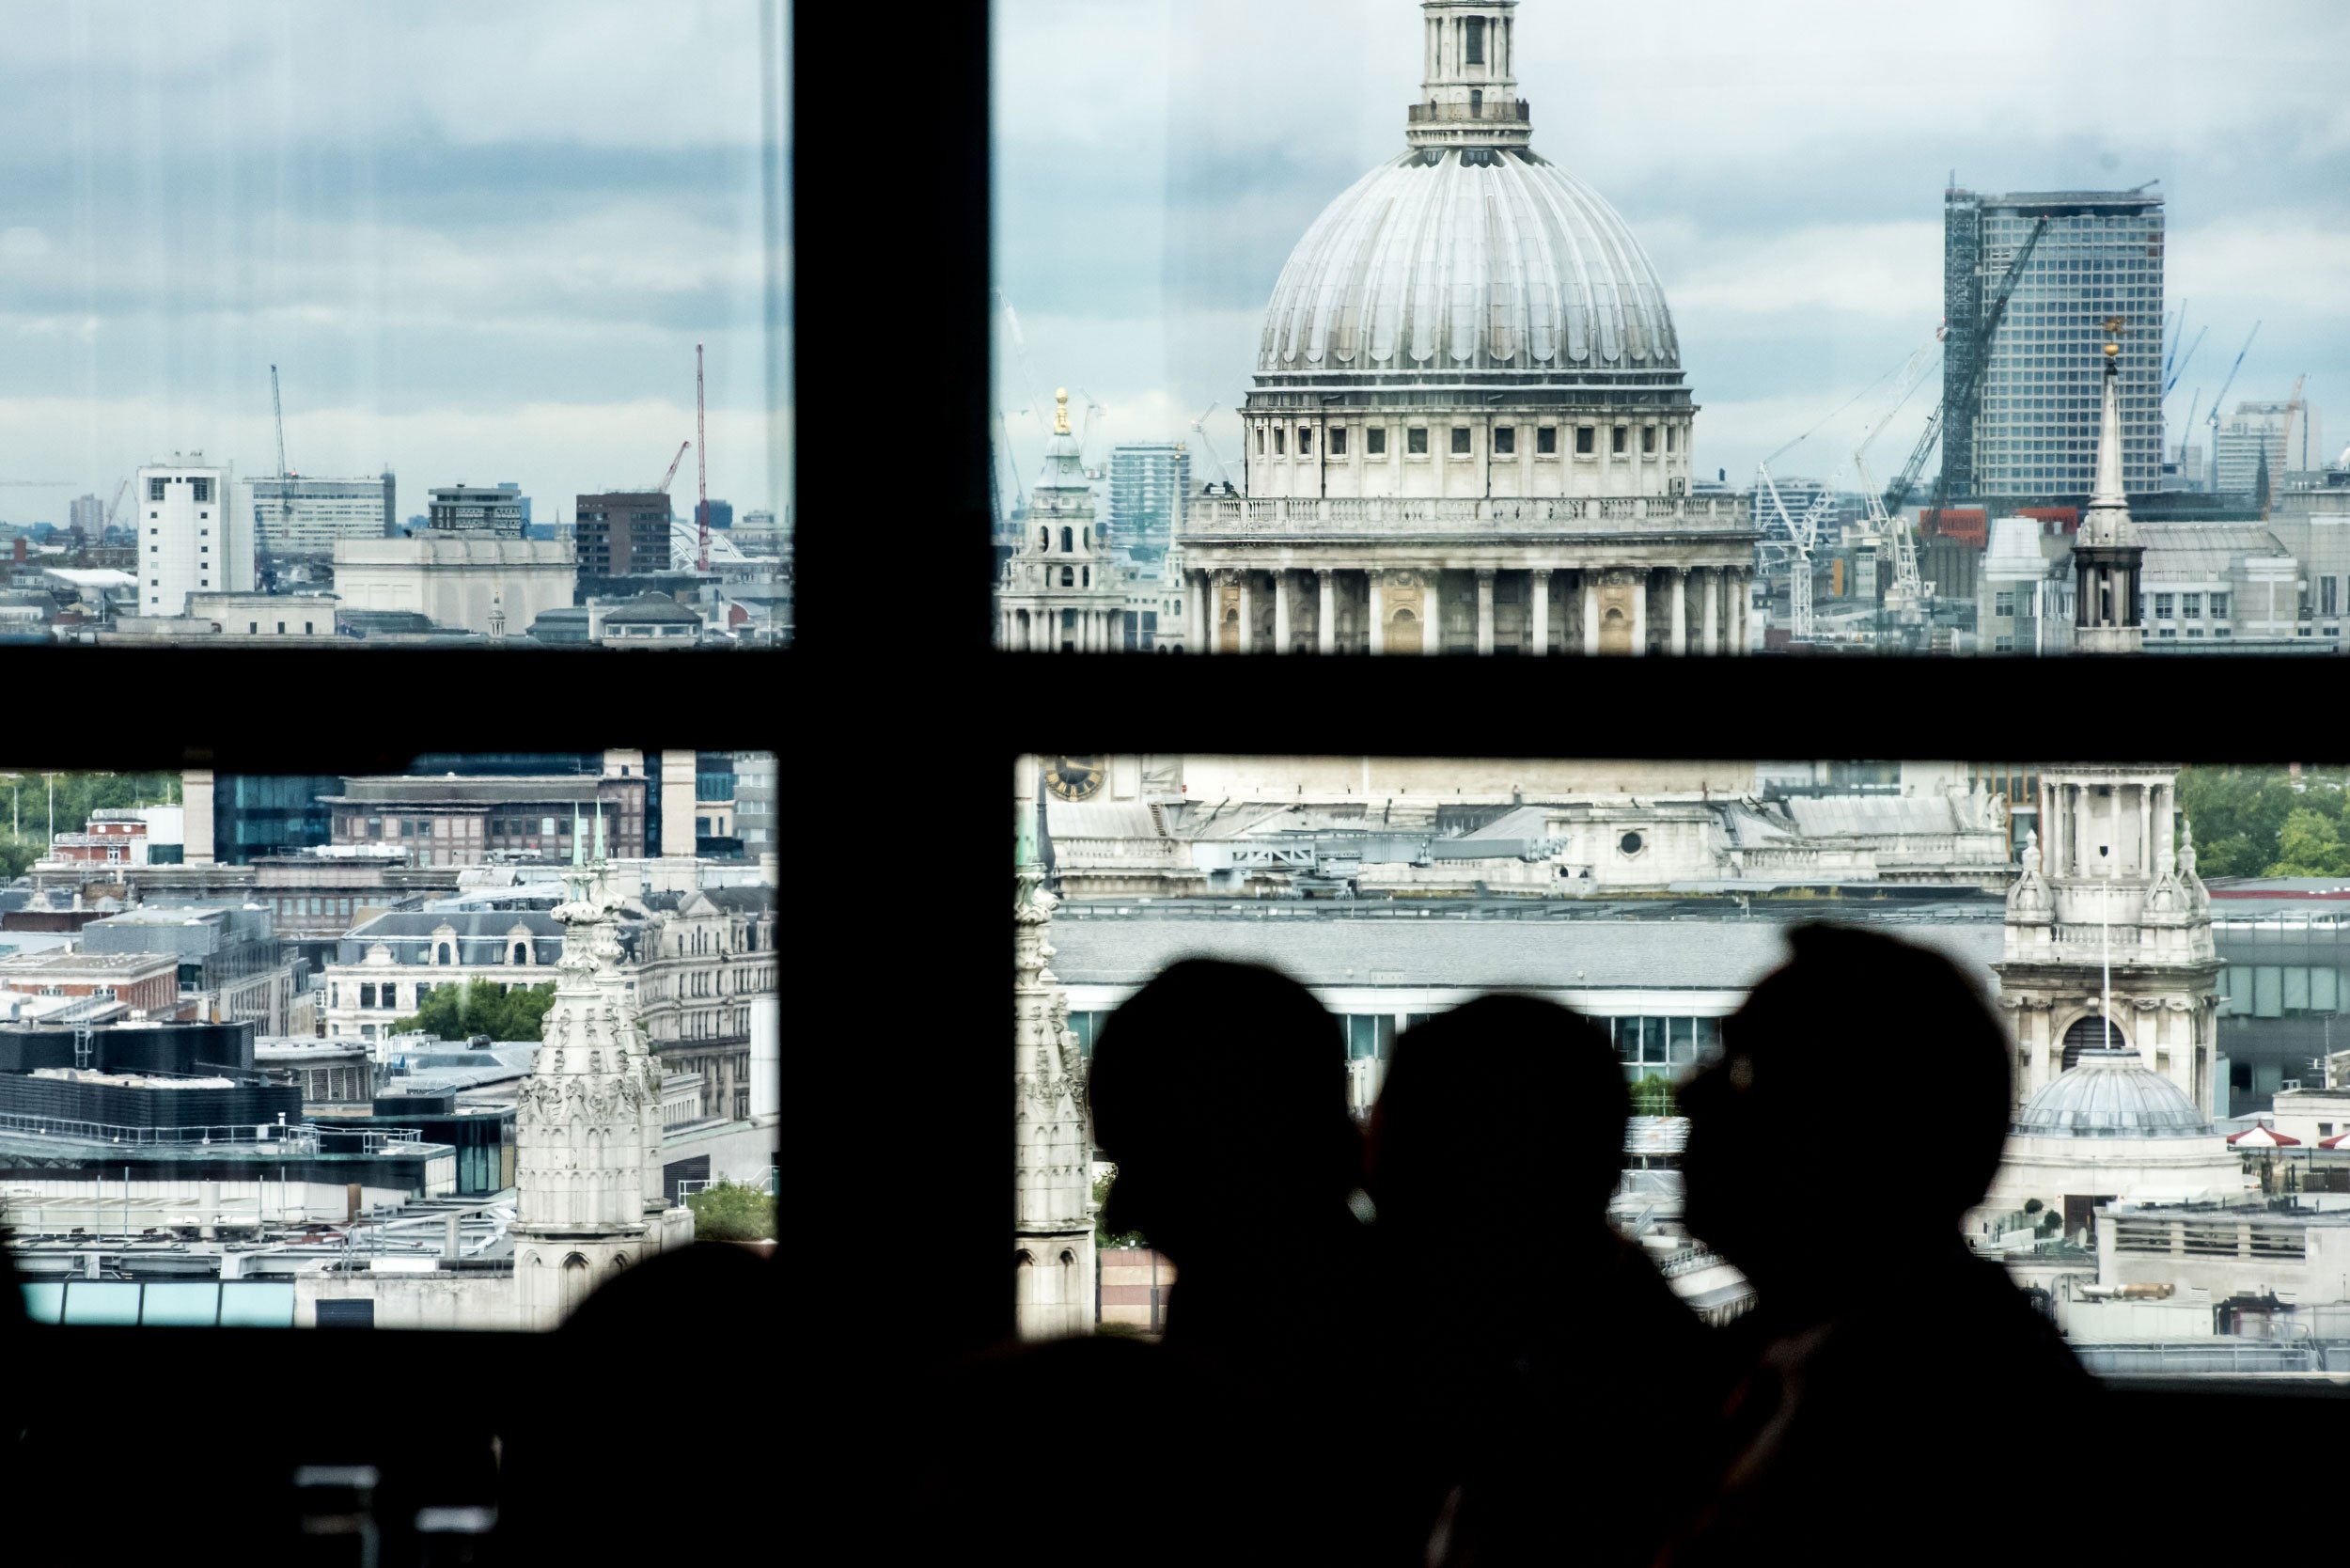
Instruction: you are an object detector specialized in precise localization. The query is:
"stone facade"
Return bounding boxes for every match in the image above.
[999,390,1126,652]
[331,534,575,635]
[1013,759,1094,1341]
[1994,766,2219,1118]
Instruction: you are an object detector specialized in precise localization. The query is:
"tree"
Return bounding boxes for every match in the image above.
[685,1178,775,1242]
[1092,1168,1146,1248]
[2022,1198,2044,1214]
[2265,808,2350,877]
[2178,767,2307,878]
[391,979,557,1043]
[0,831,37,881]
[1629,1074,1676,1117]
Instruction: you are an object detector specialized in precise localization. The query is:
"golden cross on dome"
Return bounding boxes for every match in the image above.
[2103,315,2125,358]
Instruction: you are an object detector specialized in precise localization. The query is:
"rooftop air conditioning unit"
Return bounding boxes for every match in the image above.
[2282,1080,2304,1092]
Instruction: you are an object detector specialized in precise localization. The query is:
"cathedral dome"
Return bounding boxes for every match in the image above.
[1257,148,1680,380]
[2013,1049,2211,1138]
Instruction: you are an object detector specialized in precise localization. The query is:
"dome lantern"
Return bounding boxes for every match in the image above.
[1408,1,1531,149]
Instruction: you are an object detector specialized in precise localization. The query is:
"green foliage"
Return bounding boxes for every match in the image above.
[0,772,180,841]
[2177,767,2347,879]
[684,1178,775,1242]
[2022,1198,2044,1214]
[390,979,557,1043]
[1629,1074,1677,1118]
[2266,808,2350,877]
[1092,1169,1146,1249]
[0,832,38,881]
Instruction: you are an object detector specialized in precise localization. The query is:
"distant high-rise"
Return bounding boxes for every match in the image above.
[249,472,398,556]
[705,499,734,531]
[2214,400,2324,496]
[135,456,253,616]
[573,492,672,578]
[1943,185,2165,505]
[427,484,525,536]
[68,494,106,535]
[1106,443,1190,557]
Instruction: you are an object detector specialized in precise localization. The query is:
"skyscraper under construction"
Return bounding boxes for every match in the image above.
[1943,185,2165,506]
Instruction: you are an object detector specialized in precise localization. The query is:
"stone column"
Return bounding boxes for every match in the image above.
[2157,782,2175,871]
[1529,569,1551,656]
[1426,577,1443,654]
[1237,572,1255,655]
[1188,572,1205,651]
[1731,570,1748,655]
[1476,570,1496,655]
[1582,572,1600,655]
[2138,783,2153,877]
[1317,570,1335,656]
[1368,571,1386,656]
[1272,570,1292,654]
[1700,568,1718,654]
[1670,568,1687,655]
[1628,569,1648,657]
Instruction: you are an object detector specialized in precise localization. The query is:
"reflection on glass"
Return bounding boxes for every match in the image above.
[8,1,791,648]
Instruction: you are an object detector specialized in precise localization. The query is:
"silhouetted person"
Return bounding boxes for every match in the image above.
[1664,925,2094,1567]
[1366,996,1726,1568]
[1086,959,1378,1560]
[503,1242,777,1557]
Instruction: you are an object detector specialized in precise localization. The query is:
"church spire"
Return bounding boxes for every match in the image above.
[1407,2,1530,149]
[2073,316,2144,652]
[1012,755,1094,1341]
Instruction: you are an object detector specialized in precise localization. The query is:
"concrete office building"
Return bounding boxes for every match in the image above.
[330,534,575,636]
[2214,401,2325,499]
[1942,186,2165,504]
[134,456,253,617]
[573,492,672,578]
[425,485,525,537]
[249,474,397,556]
[67,494,105,535]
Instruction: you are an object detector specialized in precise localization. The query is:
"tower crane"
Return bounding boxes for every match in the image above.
[1883,214,2049,521]
[652,440,690,494]
[1076,386,1104,451]
[2165,323,2206,398]
[1188,402,1236,492]
[1754,463,1835,641]
[103,478,129,529]
[2205,321,2261,492]
[270,364,293,548]
[2178,388,2203,471]
[694,341,710,572]
[1851,337,1943,638]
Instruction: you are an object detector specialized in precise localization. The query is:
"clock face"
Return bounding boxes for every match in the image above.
[1044,756,1104,802]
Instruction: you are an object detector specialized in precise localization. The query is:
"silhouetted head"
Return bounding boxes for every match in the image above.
[1681,925,2010,1295]
[1088,959,1357,1258]
[1367,995,1625,1237]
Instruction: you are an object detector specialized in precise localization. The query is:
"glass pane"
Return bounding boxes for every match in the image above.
[2314,966,2340,1013]
[2254,966,2284,1018]
[218,1282,298,1328]
[21,1282,64,1325]
[2284,966,2311,1012]
[27,6,791,649]
[141,1282,222,1326]
[62,1281,142,1325]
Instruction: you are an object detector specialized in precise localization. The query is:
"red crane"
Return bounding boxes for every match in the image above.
[695,342,710,572]
[654,440,689,494]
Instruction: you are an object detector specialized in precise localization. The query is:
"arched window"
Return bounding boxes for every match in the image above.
[2061,1013,2129,1070]
[560,1253,591,1317]
[1082,527,1090,550]
[1061,567,1074,588]
[512,942,529,964]
[1081,567,1089,587]
[436,943,453,965]
[1060,526,1073,553]
[1038,526,1048,550]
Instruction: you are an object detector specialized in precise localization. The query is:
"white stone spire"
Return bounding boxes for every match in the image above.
[510,804,663,1329]
[1408,2,1530,149]
[2072,317,2144,652]
[1012,755,1094,1341]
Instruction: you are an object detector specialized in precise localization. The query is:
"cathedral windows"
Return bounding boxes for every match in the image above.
[1450,426,1471,455]
[1329,427,1346,456]
[1060,567,1073,588]
[1494,425,1514,455]
[1297,426,1311,456]
[1537,426,1557,455]
[1407,427,1428,455]
[1642,425,1657,456]
[1612,425,1628,455]
[1464,15,1484,64]
[1575,426,1595,455]
[1367,427,1386,456]
[1274,426,1285,456]
[1059,526,1073,553]
[1255,424,1266,454]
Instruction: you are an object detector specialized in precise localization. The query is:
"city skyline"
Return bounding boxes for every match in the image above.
[992,0,2350,497]
[0,0,792,529]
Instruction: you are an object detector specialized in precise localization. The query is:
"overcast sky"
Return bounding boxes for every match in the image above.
[0,0,789,529]
[994,0,2350,497]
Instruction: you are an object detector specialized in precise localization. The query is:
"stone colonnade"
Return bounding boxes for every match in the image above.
[1184,565,1750,655]
[999,605,1120,652]
[2042,777,2176,880]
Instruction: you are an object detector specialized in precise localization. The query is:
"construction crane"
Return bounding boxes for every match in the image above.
[2165,323,2206,398]
[104,478,129,528]
[1754,464,1834,640]
[269,364,294,555]
[1075,386,1104,450]
[1883,215,2049,520]
[2177,387,2203,471]
[2205,321,2261,491]
[653,440,690,494]
[1851,338,1943,637]
[1188,402,1236,491]
[694,341,710,573]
